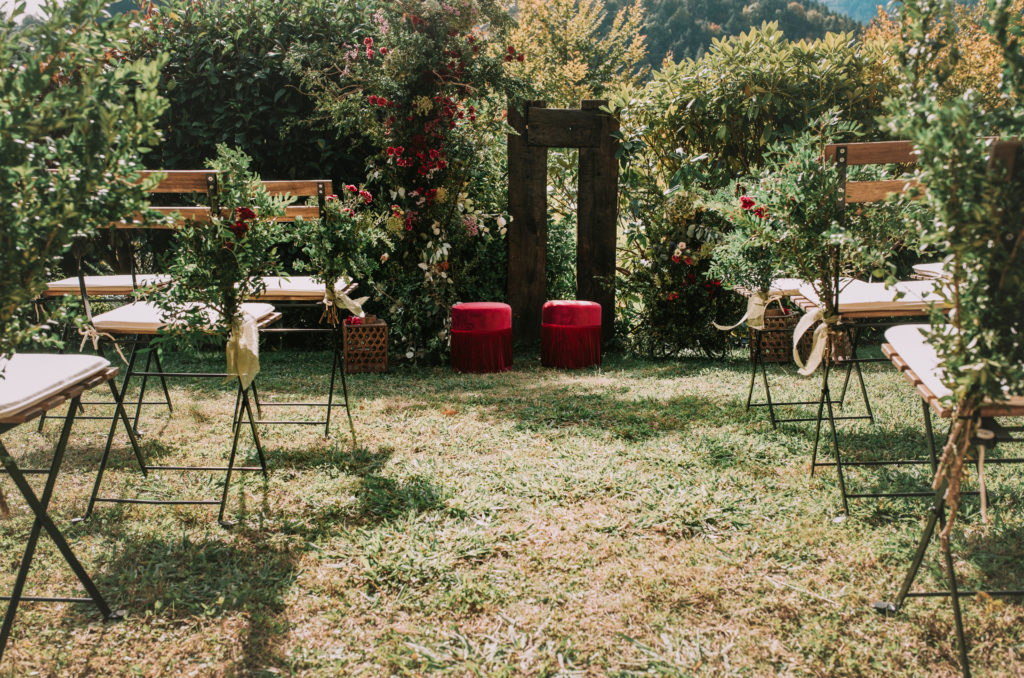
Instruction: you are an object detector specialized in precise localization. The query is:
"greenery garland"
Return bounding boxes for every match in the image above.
[888,0,1024,546]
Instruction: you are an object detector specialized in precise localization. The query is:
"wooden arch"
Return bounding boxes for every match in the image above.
[507,99,619,344]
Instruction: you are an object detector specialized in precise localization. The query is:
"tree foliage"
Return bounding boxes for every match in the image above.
[866,0,1024,113]
[126,0,375,181]
[506,0,647,106]
[0,0,165,361]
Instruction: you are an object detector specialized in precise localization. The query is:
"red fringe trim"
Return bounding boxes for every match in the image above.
[541,323,601,369]
[451,327,513,373]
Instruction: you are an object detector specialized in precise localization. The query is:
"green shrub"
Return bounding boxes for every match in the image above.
[127,0,374,181]
[0,0,165,361]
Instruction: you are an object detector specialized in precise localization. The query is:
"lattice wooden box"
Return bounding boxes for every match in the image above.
[343,318,388,373]
[751,308,852,364]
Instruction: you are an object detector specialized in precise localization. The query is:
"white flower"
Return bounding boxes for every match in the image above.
[496,216,507,228]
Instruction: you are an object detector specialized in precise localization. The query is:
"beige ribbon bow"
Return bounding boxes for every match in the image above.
[321,284,369,326]
[225,311,260,391]
[713,291,782,332]
[792,308,839,377]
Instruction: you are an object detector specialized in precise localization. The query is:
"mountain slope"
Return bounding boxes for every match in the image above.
[605,0,861,66]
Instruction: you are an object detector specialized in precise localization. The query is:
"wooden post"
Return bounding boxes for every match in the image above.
[507,101,549,345]
[576,100,619,345]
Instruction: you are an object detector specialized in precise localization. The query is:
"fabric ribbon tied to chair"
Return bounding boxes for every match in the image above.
[713,291,782,332]
[226,310,261,390]
[792,308,839,377]
[321,283,368,326]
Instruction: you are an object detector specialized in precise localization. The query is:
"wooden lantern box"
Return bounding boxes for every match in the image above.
[343,317,388,373]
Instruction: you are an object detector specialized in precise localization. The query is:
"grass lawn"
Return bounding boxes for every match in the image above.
[1,348,1022,676]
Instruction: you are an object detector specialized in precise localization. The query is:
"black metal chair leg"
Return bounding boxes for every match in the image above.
[151,349,173,413]
[83,374,149,520]
[937,506,971,677]
[0,403,119,661]
[338,338,357,447]
[325,327,341,436]
[822,365,850,514]
[746,328,758,412]
[218,384,248,527]
[241,387,267,477]
[132,347,153,432]
[810,366,828,478]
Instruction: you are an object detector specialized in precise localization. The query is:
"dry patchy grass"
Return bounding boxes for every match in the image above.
[0,348,1022,676]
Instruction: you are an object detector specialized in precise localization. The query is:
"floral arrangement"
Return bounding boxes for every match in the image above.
[617,188,739,358]
[294,0,529,361]
[890,0,1024,544]
[154,146,289,384]
[707,192,783,331]
[291,184,389,325]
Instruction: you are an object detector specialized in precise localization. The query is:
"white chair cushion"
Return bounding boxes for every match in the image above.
[884,324,952,400]
[0,354,111,421]
[92,302,276,334]
[250,276,354,301]
[45,274,171,297]
[799,279,945,313]
[769,278,806,296]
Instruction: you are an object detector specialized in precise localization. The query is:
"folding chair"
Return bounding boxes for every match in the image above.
[875,324,1024,677]
[0,353,143,661]
[81,301,281,527]
[241,178,360,437]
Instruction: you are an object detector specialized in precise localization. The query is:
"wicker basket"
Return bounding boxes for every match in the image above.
[343,318,388,373]
[751,308,852,365]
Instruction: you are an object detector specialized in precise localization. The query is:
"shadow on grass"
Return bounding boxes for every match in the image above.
[82,508,302,673]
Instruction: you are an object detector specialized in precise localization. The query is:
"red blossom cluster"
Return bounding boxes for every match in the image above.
[368,94,394,107]
[344,315,363,325]
[504,45,524,62]
[229,206,256,240]
[740,195,768,219]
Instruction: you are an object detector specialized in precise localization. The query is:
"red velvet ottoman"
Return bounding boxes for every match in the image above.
[542,300,601,369]
[450,302,513,373]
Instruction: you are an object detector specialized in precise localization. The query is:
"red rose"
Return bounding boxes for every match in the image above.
[359,189,372,204]
[671,255,681,264]
[667,292,680,301]
[516,54,525,62]
[229,221,249,239]
[753,206,768,219]
[684,256,693,265]
[363,37,373,46]
[379,46,388,55]
[346,184,358,194]
[368,95,378,105]
[740,195,756,210]
[235,206,256,221]
[366,48,374,59]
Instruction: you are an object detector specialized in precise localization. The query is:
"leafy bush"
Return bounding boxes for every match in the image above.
[295,0,530,361]
[611,25,893,358]
[617,189,741,358]
[127,0,373,181]
[0,0,165,361]
[615,24,893,190]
